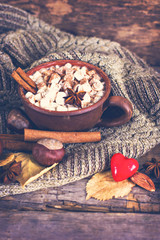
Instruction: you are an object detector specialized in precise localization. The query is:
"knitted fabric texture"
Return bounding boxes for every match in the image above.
[0,4,160,197]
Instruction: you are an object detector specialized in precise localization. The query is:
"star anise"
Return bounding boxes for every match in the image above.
[64,88,86,108]
[143,158,160,178]
[0,161,22,184]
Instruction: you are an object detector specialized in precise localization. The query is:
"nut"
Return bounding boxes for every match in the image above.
[7,108,31,133]
[130,172,155,192]
[32,138,65,166]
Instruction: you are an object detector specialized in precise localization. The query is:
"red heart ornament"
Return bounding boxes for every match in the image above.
[111,153,139,182]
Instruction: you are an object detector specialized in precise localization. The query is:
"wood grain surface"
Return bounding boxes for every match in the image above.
[1,0,160,67]
[0,211,160,240]
[0,1,160,239]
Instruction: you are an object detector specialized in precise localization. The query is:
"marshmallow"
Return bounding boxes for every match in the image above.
[74,68,86,81]
[81,93,91,108]
[55,91,67,105]
[57,105,68,111]
[34,93,42,101]
[92,81,104,91]
[49,73,61,84]
[30,71,42,82]
[25,92,34,99]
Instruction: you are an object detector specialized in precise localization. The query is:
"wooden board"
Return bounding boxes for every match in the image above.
[1,0,160,67]
[0,211,160,240]
[0,176,160,214]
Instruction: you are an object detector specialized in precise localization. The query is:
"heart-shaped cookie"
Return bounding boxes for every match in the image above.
[111,153,139,181]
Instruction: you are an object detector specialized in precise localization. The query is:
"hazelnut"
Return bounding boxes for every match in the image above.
[7,108,31,133]
[32,138,65,166]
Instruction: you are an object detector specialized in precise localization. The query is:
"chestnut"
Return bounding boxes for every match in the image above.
[32,138,65,166]
[7,108,32,133]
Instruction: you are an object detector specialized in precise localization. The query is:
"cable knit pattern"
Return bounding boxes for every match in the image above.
[0,4,160,197]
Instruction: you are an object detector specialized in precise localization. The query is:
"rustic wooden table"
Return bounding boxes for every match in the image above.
[0,1,160,239]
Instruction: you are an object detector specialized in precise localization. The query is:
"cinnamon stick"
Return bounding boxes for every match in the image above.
[0,134,34,151]
[0,134,24,141]
[16,67,37,89]
[2,139,34,151]
[11,70,36,94]
[24,129,101,143]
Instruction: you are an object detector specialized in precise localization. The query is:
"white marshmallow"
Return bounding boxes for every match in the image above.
[81,93,91,108]
[57,105,68,111]
[44,101,58,111]
[93,95,102,103]
[55,91,67,105]
[37,82,46,90]
[90,73,101,83]
[63,81,72,90]
[87,69,96,76]
[64,73,74,82]
[34,101,40,107]
[28,97,35,104]
[83,92,91,103]
[81,81,92,92]
[39,97,50,109]
[96,90,105,97]
[49,73,61,84]
[67,105,79,111]
[64,63,72,69]
[30,71,42,82]
[34,93,41,101]
[39,68,48,73]
[74,69,86,81]
[37,86,47,97]
[73,81,92,92]
[45,88,57,101]
[92,81,104,91]
[50,82,61,92]
[25,92,34,99]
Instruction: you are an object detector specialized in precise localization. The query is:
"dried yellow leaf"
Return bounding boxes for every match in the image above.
[86,171,135,201]
[0,152,57,187]
[0,153,16,167]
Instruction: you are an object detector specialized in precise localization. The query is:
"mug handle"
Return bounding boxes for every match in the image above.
[96,96,133,127]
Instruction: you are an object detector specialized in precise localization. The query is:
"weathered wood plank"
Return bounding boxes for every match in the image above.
[0,211,159,240]
[1,0,160,66]
[0,175,159,214]
[0,143,160,213]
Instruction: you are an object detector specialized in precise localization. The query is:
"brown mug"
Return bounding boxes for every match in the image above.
[18,60,133,131]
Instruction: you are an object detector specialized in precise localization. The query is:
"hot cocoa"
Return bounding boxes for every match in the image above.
[25,63,105,111]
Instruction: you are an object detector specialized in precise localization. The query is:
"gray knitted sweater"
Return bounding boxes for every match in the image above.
[0,4,160,197]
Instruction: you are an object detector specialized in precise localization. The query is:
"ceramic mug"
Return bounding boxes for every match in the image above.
[18,60,133,131]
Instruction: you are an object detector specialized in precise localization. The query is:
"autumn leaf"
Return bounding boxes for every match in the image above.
[0,152,57,187]
[0,153,17,167]
[86,171,135,201]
